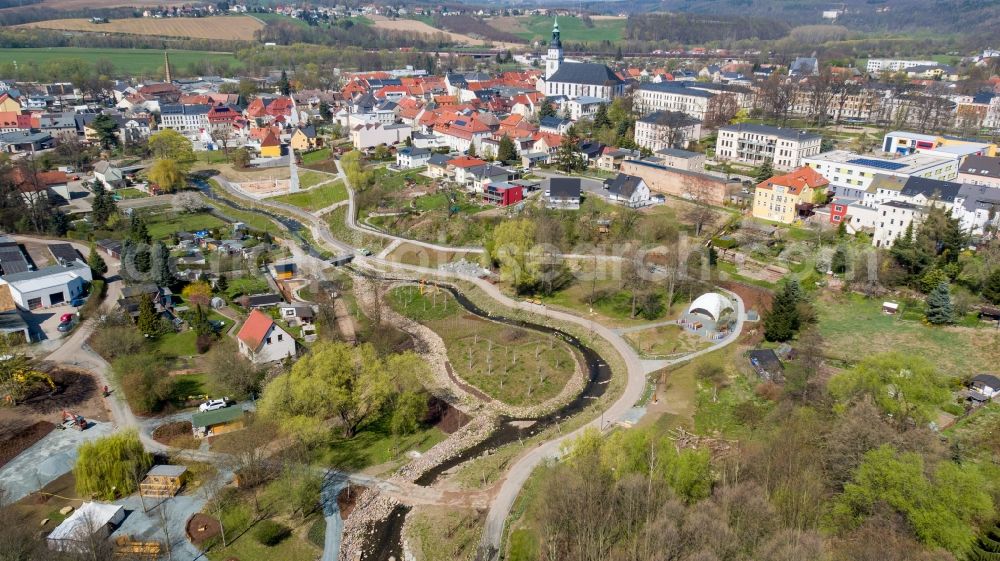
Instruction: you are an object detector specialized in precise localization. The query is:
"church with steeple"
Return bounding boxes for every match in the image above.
[541,17,625,101]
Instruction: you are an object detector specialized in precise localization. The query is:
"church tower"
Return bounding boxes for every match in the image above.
[545,16,563,80]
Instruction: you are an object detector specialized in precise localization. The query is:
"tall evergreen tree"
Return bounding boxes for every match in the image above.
[539,98,556,118]
[763,280,802,341]
[87,244,107,277]
[496,135,517,164]
[277,70,291,96]
[984,268,1000,305]
[136,294,159,336]
[215,274,229,294]
[593,103,611,129]
[150,242,172,287]
[755,161,774,182]
[467,142,477,158]
[127,214,151,245]
[925,282,954,325]
[90,182,116,228]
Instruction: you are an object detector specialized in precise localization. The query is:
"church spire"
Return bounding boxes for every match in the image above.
[551,16,561,49]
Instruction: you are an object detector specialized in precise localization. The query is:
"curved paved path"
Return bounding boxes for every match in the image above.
[212,160,747,559]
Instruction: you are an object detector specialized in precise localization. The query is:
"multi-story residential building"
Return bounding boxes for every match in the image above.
[633,82,748,122]
[634,111,702,152]
[953,183,1000,235]
[159,104,210,133]
[872,201,924,247]
[866,59,938,74]
[565,96,608,121]
[652,148,705,171]
[752,167,829,224]
[958,155,1000,188]
[716,124,822,170]
[803,150,959,200]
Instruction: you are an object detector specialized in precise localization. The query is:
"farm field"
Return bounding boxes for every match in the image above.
[0,48,241,75]
[488,15,626,43]
[21,16,264,41]
[369,14,518,47]
[7,0,185,8]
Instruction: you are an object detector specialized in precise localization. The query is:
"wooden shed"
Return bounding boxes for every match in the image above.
[191,407,245,439]
[139,464,187,498]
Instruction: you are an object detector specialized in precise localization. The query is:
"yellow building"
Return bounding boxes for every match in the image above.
[260,130,282,158]
[290,125,319,151]
[0,93,21,113]
[753,167,830,224]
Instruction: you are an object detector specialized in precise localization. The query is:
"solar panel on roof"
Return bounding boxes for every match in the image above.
[847,158,907,171]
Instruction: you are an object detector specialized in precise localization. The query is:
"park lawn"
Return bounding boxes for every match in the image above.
[205,514,321,561]
[815,292,1000,375]
[300,148,331,165]
[144,210,228,240]
[0,48,241,76]
[386,243,472,268]
[298,170,332,190]
[317,415,448,472]
[272,180,346,211]
[226,276,271,299]
[323,207,387,251]
[390,286,578,407]
[624,324,713,358]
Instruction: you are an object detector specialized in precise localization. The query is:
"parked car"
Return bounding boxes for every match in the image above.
[199,398,230,412]
[56,321,74,333]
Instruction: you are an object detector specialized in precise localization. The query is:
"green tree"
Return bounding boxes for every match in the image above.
[215,274,228,294]
[485,218,539,293]
[592,103,611,129]
[136,293,159,337]
[538,98,556,118]
[232,148,251,169]
[918,267,949,293]
[74,430,153,500]
[496,135,517,164]
[90,114,120,150]
[467,142,477,158]
[90,181,117,228]
[149,242,172,286]
[755,160,774,182]
[763,279,802,341]
[830,244,848,274]
[828,352,952,425]
[87,243,108,277]
[147,158,186,193]
[147,129,195,164]
[555,125,583,173]
[127,213,151,245]
[984,267,1000,304]
[259,342,427,440]
[829,445,991,554]
[925,281,954,324]
[277,69,291,96]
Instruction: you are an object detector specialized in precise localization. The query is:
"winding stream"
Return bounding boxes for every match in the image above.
[196,182,613,561]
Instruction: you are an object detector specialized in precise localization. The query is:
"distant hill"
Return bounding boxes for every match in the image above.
[625,0,1000,35]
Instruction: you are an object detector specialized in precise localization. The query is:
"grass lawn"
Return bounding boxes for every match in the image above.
[298,170,332,190]
[406,506,483,561]
[205,509,321,561]
[0,48,241,76]
[115,188,148,199]
[317,416,447,472]
[170,372,214,402]
[226,276,270,299]
[206,179,286,234]
[505,15,625,43]
[389,287,577,407]
[386,242,472,268]
[156,329,198,358]
[624,324,713,358]
[272,180,347,211]
[815,292,1000,375]
[300,148,331,165]
[144,210,228,240]
[324,207,387,251]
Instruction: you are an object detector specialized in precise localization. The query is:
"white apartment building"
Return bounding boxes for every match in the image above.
[958,155,1000,189]
[565,96,608,121]
[803,150,959,200]
[634,111,702,152]
[866,59,938,74]
[715,124,822,170]
[159,104,210,133]
[633,83,715,121]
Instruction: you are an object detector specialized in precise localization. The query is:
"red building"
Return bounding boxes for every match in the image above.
[483,182,523,207]
[829,197,851,225]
